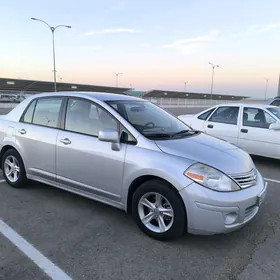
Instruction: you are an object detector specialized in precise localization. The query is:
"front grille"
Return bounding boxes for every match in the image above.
[230,168,257,189]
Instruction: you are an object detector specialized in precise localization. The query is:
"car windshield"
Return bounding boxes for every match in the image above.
[267,107,280,119]
[106,100,194,139]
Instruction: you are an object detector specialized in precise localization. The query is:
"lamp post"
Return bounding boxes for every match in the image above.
[31,17,71,92]
[209,62,219,104]
[184,81,188,92]
[114,72,123,87]
[264,78,270,100]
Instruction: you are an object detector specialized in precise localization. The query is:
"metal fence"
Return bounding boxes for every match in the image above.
[143,97,266,107]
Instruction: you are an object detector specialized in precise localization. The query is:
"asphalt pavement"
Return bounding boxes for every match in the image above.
[0,106,280,280]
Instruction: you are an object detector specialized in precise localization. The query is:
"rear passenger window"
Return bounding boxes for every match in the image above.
[209,106,239,125]
[22,100,36,123]
[197,108,215,120]
[32,98,63,128]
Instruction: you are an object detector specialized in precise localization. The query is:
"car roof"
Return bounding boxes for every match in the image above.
[216,103,278,109]
[29,91,144,102]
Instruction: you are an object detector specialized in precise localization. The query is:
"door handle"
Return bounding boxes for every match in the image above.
[60,138,71,145]
[18,129,26,135]
[241,128,248,133]
[207,124,214,129]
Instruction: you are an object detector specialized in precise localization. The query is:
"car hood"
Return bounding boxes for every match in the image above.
[155,132,254,175]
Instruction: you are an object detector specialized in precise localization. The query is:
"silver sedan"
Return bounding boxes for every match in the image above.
[0,92,267,240]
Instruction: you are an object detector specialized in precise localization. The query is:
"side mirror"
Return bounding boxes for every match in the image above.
[98,128,119,143]
[269,122,280,130]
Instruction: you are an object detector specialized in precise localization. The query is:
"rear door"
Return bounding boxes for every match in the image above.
[16,96,64,181]
[203,105,240,145]
[187,107,217,131]
[238,106,280,158]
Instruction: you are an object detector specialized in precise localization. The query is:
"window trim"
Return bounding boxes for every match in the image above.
[19,96,66,129]
[61,96,137,145]
[19,98,37,123]
[208,106,240,125]
[197,107,216,121]
[242,107,277,129]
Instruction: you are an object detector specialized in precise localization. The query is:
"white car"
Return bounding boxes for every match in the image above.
[178,103,280,160]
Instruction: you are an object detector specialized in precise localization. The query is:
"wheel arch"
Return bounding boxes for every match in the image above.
[126,175,184,214]
[0,144,25,169]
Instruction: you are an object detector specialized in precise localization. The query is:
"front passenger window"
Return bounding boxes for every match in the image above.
[65,98,118,136]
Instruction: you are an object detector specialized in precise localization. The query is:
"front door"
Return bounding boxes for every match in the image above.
[203,105,240,145]
[56,97,126,202]
[15,96,64,181]
[238,107,280,158]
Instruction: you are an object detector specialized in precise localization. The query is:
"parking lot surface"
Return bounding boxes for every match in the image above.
[0,106,280,280]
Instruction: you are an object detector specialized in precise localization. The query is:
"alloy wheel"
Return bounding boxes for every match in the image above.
[138,192,174,233]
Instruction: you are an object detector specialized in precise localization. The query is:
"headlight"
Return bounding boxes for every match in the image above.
[184,163,240,192]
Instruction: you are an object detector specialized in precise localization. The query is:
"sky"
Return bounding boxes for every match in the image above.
[1,0,280,98]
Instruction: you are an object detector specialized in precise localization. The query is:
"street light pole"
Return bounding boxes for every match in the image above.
[264,78,270,100]
[184,81,188,92]
[114,72,123,87]
[31,17,71,92]
[209,62,219,104]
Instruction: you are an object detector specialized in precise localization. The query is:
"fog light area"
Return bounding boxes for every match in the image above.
[224,212,238,225]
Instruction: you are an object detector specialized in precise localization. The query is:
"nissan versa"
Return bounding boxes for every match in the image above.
[0,92,267,240]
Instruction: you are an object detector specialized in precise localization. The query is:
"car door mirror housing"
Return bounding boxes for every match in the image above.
[98,128,119,143]
[269,122,280,130]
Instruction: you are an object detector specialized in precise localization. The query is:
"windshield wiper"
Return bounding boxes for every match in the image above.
[171,129,199,138]
[145,133,171,139]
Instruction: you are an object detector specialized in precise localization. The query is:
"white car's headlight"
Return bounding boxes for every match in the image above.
[184,163,240,192]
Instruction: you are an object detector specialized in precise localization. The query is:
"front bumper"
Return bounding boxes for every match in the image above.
[179,172,268,235]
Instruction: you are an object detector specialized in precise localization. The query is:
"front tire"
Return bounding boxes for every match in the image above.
[132,179,187,241]
[2,149,28,188]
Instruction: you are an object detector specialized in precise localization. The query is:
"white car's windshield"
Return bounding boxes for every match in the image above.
[267,107,280,119]
[107,100,195,139]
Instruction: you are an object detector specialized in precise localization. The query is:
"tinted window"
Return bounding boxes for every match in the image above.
[22,100,36,123]
[198,108,215,120]
[65,98,118,136]
[271,100,280,106]
[32,98,63,128]
[209,106,239,125]
[243,107,276,128]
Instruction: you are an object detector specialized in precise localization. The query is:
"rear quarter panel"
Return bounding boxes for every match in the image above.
[0,120,25,163]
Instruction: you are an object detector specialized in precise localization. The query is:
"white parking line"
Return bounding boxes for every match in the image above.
[265,178,280,184]
[0,179,6,183]
[0,220,72,280]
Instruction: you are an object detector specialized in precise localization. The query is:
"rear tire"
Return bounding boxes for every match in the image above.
[2,149,28,188]
[132,179,187,241]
